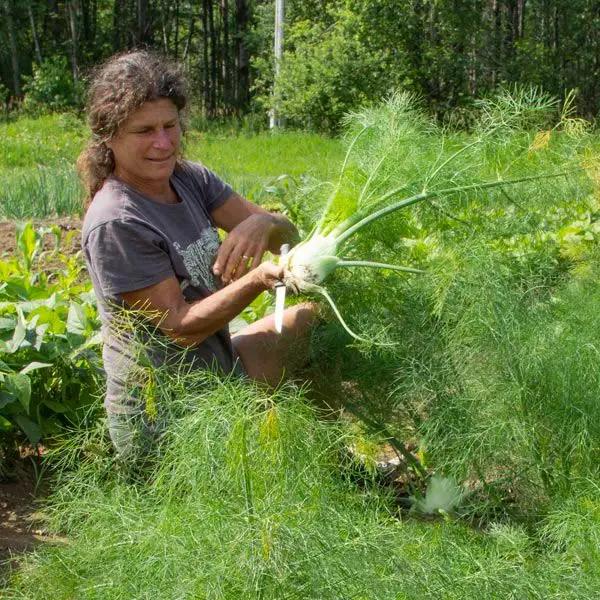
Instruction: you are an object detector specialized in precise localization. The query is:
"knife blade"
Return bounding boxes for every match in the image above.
[274,243,290,333]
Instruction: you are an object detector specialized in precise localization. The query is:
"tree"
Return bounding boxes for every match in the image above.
[2,0,21,96]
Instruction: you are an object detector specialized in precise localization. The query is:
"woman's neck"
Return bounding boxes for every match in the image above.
[113,168,178,204]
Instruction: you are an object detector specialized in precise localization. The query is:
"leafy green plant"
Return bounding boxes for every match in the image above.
[255,11,386,133]
[0,161,83,219]
[22,56,84,114]
[0,223,102,444]
[7,372,600,598]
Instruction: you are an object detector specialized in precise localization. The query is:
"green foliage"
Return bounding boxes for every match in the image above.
[0,113,86,170]
[283,90,600,522]
[284,89,594,344]
[22,57,84,114]
[0,162,84,219]
[6,374,600,597]
[0,224,101,444]
[3,96,600,595]
[257,11,386,133]
[0,113,343,219]
[0,82,9,106]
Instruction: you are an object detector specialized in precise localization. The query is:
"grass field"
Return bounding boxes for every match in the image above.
[0,113,343,219]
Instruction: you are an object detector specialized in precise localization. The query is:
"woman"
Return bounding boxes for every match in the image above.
[79,51,314,458]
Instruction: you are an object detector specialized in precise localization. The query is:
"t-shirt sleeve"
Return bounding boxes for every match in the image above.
[84,219,175,297]
[184,161,233,213]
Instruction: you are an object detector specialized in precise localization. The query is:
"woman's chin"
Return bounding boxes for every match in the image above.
[146,158,176,175]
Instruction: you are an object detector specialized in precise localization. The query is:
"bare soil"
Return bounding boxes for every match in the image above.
[0,453,54,572]
[0,217,82,259]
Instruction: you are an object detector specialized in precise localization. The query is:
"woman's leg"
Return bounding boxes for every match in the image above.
[231,302,318,387]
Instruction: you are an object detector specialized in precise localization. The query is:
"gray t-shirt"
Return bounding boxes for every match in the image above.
[82,160,240,414]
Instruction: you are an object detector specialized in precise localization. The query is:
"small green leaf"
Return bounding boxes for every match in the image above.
[0,390,17,409]
[67,302,88,336]
[16,222,39,270]
[19,361,53,376]
[14,414,42,444]
[0,316,16,330]
[69,331,102,358]
[7,311,27,353]
[42,399,69,413]
[5,373,32,412]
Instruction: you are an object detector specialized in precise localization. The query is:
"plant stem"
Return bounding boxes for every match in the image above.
[240,419,255,521]
[316,126,369,235]
[423,138,482,188]
[307,284,370,344]
[333,171,571,245]
[337,260,424,274]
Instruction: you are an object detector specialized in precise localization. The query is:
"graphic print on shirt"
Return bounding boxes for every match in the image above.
[173,227,221,292]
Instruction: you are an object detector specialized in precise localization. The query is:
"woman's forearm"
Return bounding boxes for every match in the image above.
[163,263,281,347]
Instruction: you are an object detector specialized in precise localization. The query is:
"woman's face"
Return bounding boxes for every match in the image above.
[107,98,181,187]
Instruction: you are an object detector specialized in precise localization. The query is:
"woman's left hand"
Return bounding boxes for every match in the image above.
[213,214,275,283]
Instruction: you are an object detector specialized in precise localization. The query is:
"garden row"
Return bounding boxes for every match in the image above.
[2,91,600,596]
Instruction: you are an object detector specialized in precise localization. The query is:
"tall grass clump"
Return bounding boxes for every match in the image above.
[5,371,600,598]
[0,162,83,219]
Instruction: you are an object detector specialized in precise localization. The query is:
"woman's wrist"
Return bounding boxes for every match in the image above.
[266,213,300,252]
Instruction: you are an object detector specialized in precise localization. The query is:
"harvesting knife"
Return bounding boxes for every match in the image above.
[274,243,290,333]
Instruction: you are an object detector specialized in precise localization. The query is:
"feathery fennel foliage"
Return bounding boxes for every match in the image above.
[283,90,593,344]
[5,371,600,598]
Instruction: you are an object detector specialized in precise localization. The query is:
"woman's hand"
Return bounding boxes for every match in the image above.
[213,213,276,283]
[253,261,285,290]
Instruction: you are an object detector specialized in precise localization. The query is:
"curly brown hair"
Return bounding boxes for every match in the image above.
[77,50,188,205]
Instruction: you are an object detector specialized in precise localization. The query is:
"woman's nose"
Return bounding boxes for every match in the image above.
[153,128,173,149]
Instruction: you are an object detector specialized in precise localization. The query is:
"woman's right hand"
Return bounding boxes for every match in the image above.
[253,261,285,290]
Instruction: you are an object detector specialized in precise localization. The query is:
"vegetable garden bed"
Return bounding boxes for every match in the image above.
[2,91,600,597]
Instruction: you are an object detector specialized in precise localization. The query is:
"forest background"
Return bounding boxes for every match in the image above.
[1,0,599,132]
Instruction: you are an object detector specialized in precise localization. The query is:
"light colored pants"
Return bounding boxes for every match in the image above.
[106,410,165,461]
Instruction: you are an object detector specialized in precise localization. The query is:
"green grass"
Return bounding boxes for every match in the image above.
[0,162,83,219]
[0,113,343,219]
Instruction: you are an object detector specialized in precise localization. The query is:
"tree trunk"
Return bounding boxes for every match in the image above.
[491,0,501,88]
[67,0,80,83]
[27,0,43,64]
[235,0,249,111]
[182,9,196,63]
[221,0,229,110]
[137,0,149,46]
[160,0,171,54]
[209,0,217,115]
[517,0,526,39]
[113,0,124,51]
[174,0,180,60]
[3,0,22,96]
[201,0,210,114]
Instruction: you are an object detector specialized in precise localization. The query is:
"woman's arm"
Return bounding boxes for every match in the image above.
[211,193,299,283]
[120,261,284,347]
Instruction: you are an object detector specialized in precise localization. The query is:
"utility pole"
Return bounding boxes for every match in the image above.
[269,0,284,129]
